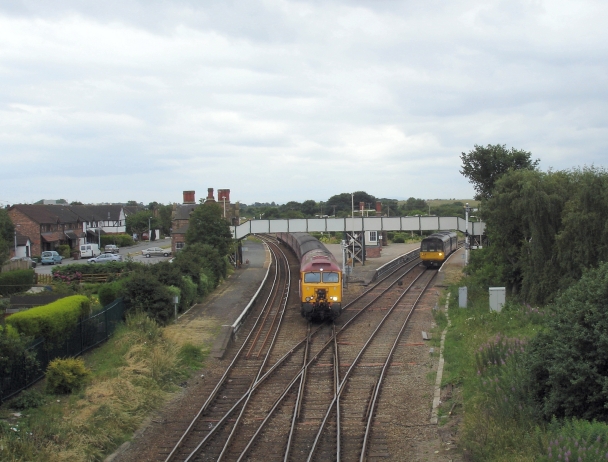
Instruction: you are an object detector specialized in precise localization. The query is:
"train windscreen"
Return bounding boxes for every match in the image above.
[421,239,439,252]
[304,272,321,283]
[322,272,339,283]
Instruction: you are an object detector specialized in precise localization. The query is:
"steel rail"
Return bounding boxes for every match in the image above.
[165,239,284,462]
[359,271,437,462]
[166,244,424,462]
[307,269,428,462]
[214,241,292,461]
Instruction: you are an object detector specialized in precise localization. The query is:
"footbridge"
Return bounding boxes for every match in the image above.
[231,216,485,240]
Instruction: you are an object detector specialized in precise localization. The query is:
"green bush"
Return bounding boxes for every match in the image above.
[0,324,38,392]
[122,273,173,325]
[100,234,135,248]
[0,269,35,296]
[9,389,46,410]
[97,281,124,307]
[6,295,91,341]
[525,262,608,421]
[45,357,91,394]
[57,244,71,259]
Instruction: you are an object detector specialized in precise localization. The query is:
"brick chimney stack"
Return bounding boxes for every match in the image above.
[376,201,382,216]
[359,202,365,212]
[218,189,230,203]
[206,188,215,202]
[183,190,195,204]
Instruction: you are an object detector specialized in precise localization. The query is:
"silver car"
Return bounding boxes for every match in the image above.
[142,247,171,257]
[88,253,123,263]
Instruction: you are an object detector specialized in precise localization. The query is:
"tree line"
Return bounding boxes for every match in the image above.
[461,143,608,422]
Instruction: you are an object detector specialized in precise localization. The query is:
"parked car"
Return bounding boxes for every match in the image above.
[142,247,171,257]
[10,256,37,268]
[88,253,123,263]
[41,251,63,265]
[104,245,119,254]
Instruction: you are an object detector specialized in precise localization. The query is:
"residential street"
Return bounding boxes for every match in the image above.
[34,238,173,275]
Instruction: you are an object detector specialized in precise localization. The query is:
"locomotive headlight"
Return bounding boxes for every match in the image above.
[331,296,338,301]
[439,252,443,256]
[306,297,312,301]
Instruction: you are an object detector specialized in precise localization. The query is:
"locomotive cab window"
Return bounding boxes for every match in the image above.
[322,272,339,283]
[422,240,438,252]
[304,272,321,283]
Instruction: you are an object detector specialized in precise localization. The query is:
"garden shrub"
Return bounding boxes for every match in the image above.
[97,281,124,307]
[0,324,38,390]
[6,295,91,341]
[9,389,46,410]
[100,234,134,248]
[45,357,91,394]
[0,269,35,296]
[122,273,173,325]
[57,244,71,259]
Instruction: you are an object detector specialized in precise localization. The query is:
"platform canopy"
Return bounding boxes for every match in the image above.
[231,216,485,240]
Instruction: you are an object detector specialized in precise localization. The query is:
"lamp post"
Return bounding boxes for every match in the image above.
[148,217,152,242]
[14,229,17,257]
[465,203,471,265]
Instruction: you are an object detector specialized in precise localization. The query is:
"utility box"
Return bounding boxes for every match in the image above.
[489,287,506,312]
[459,287,467,308]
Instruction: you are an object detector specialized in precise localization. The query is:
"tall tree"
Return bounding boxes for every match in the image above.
[126,210,160,238]
[0,208,15,262]
[185,203,233,256]
[460,144,539,200]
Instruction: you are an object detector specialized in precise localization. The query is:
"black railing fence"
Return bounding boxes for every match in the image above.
[0,298,125,403]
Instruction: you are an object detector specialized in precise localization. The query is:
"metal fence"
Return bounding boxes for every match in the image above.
[0,298,125,403]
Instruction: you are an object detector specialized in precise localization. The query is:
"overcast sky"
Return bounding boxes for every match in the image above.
[1,0,607,206]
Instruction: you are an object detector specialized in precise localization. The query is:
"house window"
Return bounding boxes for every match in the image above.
[176,242,185,251]
[369,231,378,242]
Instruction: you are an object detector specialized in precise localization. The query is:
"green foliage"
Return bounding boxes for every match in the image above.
[97,281,124,307]
[543,419,608,461]
[100,234,135,247]
[460,143,539,200]
[525,262,608,422]
[122,273,173,325]
[472,167,608,305]
[45,357,91,394]
[6,295,91,341]
[9,390,46,410]
[57,244,71,259]
[0,324,38,390]
[178,343,206,370]
[0,269,35,296]
[52,261,135,280]
[126,210,159,237]
[185,203,233,256]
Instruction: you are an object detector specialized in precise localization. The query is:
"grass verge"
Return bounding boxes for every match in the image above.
[436,275,608,461]
[0,312,207,461]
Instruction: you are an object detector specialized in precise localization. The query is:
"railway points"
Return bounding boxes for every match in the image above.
[110,237,464,462]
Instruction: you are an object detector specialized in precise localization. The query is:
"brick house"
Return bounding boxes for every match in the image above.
[8,204,131,257]
[170,189,239,255]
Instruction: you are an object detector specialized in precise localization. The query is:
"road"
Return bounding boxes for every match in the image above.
[35,238,173,275]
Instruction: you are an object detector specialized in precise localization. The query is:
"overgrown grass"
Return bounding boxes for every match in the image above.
[0,313,207,461]
[438,276,608,461]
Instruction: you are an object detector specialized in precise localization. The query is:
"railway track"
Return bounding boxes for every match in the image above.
[162,236,442,461]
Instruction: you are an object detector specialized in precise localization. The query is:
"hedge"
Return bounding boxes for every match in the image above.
[0,269,35,296]
[6,295,91,341]
[100,234,135,248]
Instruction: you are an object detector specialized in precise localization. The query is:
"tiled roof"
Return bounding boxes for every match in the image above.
[41,231,66,243]
[173,204,196,220]
[172,224,189,234]
[10,204,72,224]
[65,204,124,221]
